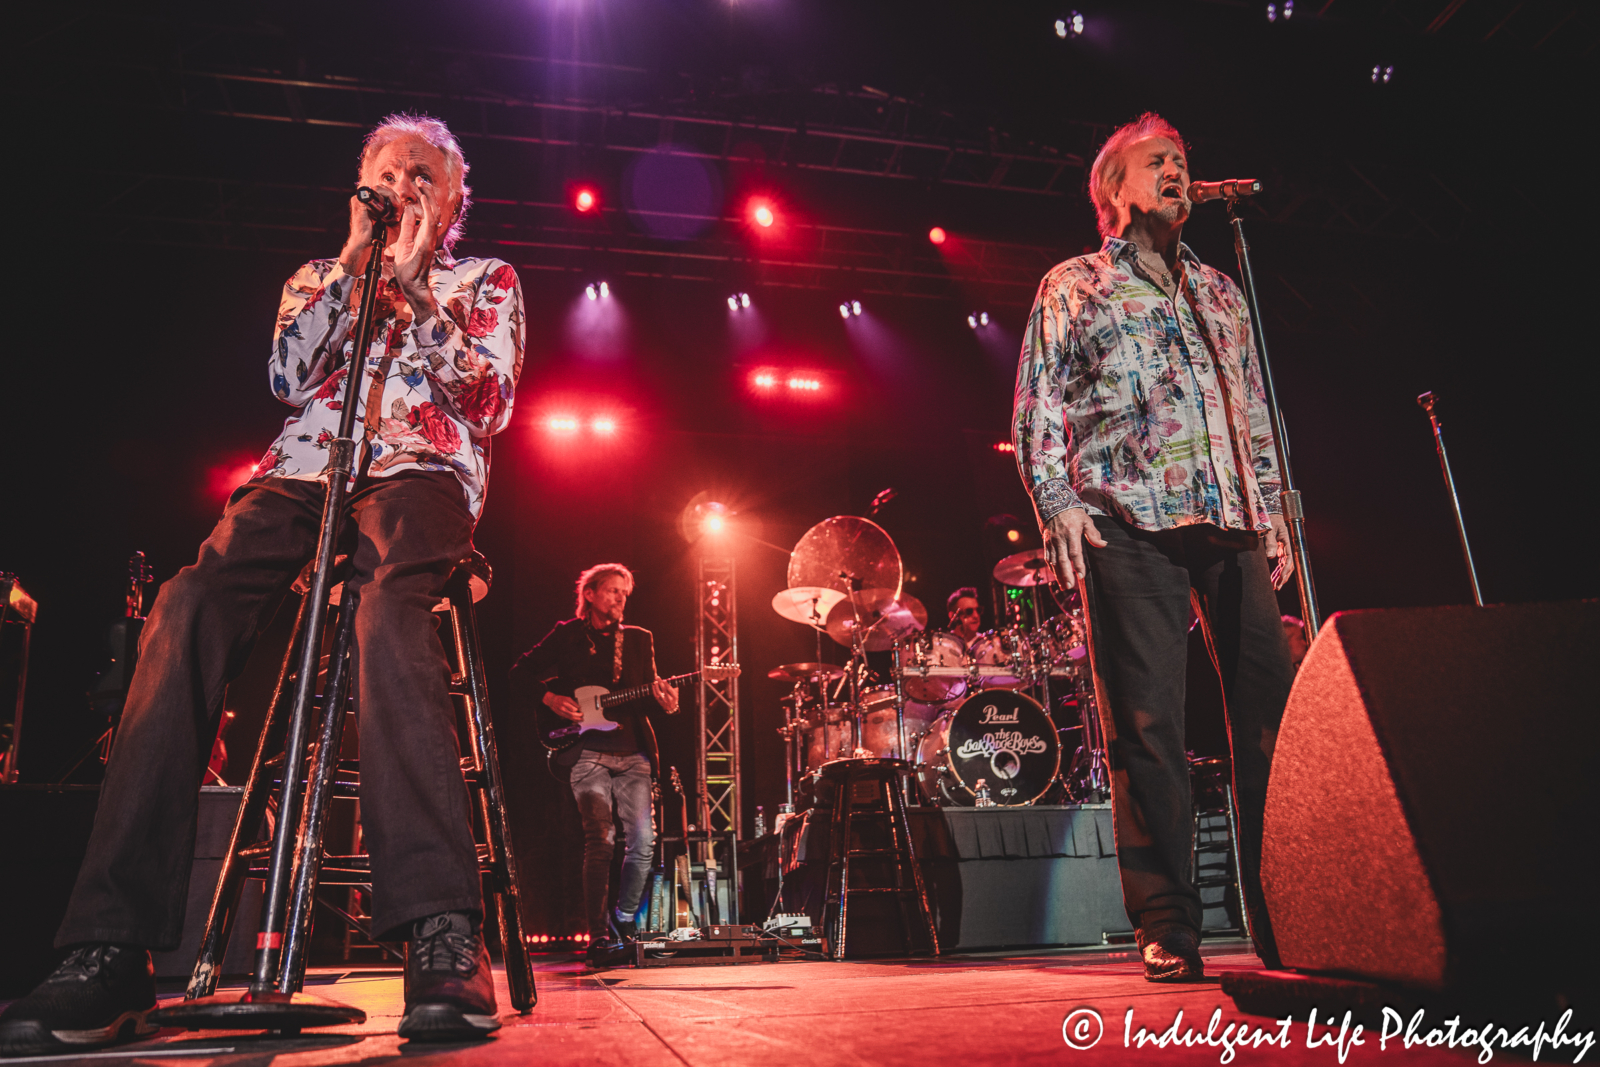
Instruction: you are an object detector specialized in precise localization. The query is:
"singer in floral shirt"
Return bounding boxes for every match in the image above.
[1011,113,1294,985]
[3,114,522,1055]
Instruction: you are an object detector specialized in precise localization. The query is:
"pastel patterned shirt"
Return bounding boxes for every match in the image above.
[1012,237,1281,534]
[254,253,524,519]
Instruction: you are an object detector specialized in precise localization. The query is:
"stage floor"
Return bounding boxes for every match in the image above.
[1,943,1527,1066]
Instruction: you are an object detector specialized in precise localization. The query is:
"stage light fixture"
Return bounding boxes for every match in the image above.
[728,292,752,311]
[786,376,821,392]
[591,417,617,435]
[992,441,1016,453]
[1054,11,1084,37]
[967,311,991,329]
[740,292,751,308]
[585,284,597,301]
[1372,64,1394,84]
[547,415,580,433]
[839,303,851,319]
[749,199,775,228]
[574,188,597,213]
[928,226,947,245]
[753,372,777,388]
[851,300,862,316]
[1007,528,1022,542]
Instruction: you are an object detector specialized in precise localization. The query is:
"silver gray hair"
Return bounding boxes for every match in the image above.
[359,112,473,252]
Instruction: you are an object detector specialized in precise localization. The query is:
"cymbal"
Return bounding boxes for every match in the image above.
[767,662,846,682]
[771,586,846,628]
[993,547,1053,587]
[824,591,928,652]
[787,516,902,601]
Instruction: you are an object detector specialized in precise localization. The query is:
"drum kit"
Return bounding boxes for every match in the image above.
[768,516,1111,810]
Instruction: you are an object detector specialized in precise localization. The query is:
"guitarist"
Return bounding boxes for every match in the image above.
[509,563,679,962]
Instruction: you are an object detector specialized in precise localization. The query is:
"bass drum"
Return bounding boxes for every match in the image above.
[914,690,1059,807]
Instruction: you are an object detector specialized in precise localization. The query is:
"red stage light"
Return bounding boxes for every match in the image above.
[786,376,821,392]
[750,200,775,228]
[547,415,580,433]
[992,441,1016,453]
[591,417,617,435]
[929,226,947,245]
[752,372,777,388]
[574,188,597,213]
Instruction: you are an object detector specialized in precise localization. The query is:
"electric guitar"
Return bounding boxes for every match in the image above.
[670,768,694,930]
[535,664,740,752]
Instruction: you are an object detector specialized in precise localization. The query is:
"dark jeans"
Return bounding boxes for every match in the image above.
[56,473,482,949]
[1082,515,1294,947]
[568,750,654,938]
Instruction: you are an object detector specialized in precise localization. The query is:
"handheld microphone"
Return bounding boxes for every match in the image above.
[355,185,399,223]
[1187,179,1262,204]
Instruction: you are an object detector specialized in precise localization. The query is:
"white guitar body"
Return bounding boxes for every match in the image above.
[570,685,624,735]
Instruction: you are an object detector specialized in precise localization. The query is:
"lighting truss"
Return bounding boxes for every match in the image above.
[695,557,740,837]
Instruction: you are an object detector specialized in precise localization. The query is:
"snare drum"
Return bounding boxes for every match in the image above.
[897,631,969,703]
[914,690,1060,806]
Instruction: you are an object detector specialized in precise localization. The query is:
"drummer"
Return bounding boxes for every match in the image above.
[946,587,984,653]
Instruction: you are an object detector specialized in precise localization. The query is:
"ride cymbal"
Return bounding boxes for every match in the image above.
[993,547,1053,587]
[771,586,846,628]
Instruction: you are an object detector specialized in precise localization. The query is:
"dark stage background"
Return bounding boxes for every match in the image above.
[9,0,1595,938]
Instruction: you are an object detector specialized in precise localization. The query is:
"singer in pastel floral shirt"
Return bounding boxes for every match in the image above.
[1009,112,1296,985]
[5,114,523,1054]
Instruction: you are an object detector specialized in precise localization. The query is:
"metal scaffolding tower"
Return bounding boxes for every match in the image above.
[695,557,740,838]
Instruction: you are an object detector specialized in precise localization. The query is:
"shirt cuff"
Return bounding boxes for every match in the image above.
[1260,482,1282,515]
[411,314,455,352]
[1033,477,1086,523]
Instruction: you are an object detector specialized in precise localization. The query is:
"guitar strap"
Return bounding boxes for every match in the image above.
[612,626,625,684]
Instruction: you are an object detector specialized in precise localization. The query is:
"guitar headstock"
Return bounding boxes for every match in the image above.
[704,662,741,680]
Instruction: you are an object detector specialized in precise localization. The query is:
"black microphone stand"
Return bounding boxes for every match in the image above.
[1224,197,1321,636]
[157,187,394,1030]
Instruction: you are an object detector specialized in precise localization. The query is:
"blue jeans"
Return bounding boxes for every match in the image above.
[568,750,655,937]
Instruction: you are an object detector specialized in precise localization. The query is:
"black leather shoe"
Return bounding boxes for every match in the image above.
[0,944,157,1058]
[613,919,637,942]
[398,913,500,1042]
[1136,925,1205,982]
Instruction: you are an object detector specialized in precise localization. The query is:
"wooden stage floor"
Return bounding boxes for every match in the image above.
[2,942,1573,1066]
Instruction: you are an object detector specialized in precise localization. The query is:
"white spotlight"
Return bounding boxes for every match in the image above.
[1055,11,1083,37]
[1266,2,1277,20]
[980,311,990,326]
[1371,64,1394,84]
[839,303,851,320]
[851,300,862,316]
[967,314,978,329]
[585,284,597,301]
[1285,0,1294,16]
[740,292,751,308]
[599,281,610,298]
[728,296,739,311]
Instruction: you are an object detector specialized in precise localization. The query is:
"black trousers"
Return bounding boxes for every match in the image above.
[1082,515,1294,945]
[56,473,482,949]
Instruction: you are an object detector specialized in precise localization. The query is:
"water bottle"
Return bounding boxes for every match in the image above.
[753,805,766,837]
[974,778,995,808]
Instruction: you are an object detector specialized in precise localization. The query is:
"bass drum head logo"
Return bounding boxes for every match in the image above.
[943,690,1059,805]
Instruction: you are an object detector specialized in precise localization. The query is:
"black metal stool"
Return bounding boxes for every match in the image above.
[161,551,534,1027]
[818,758,938,959]
[1190,754,1251,940]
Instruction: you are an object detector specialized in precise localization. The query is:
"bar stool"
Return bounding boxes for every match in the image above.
[162,550,534,1027]
[817,757,938,959]
[1190,754,1251,940]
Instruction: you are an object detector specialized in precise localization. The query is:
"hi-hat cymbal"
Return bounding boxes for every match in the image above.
[824,591,928,652]
[768,662,846,682]
[993,547,1053,587]
[771,586,846,628]
[787,516,902,601]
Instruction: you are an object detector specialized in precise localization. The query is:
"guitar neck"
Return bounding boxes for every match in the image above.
[599,671,698,709]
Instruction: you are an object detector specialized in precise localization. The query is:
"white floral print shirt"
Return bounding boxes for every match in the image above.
[255,253,524,519]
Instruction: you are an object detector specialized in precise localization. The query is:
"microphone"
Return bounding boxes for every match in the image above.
[355,185,399,223]
[1188,179,1262,204]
